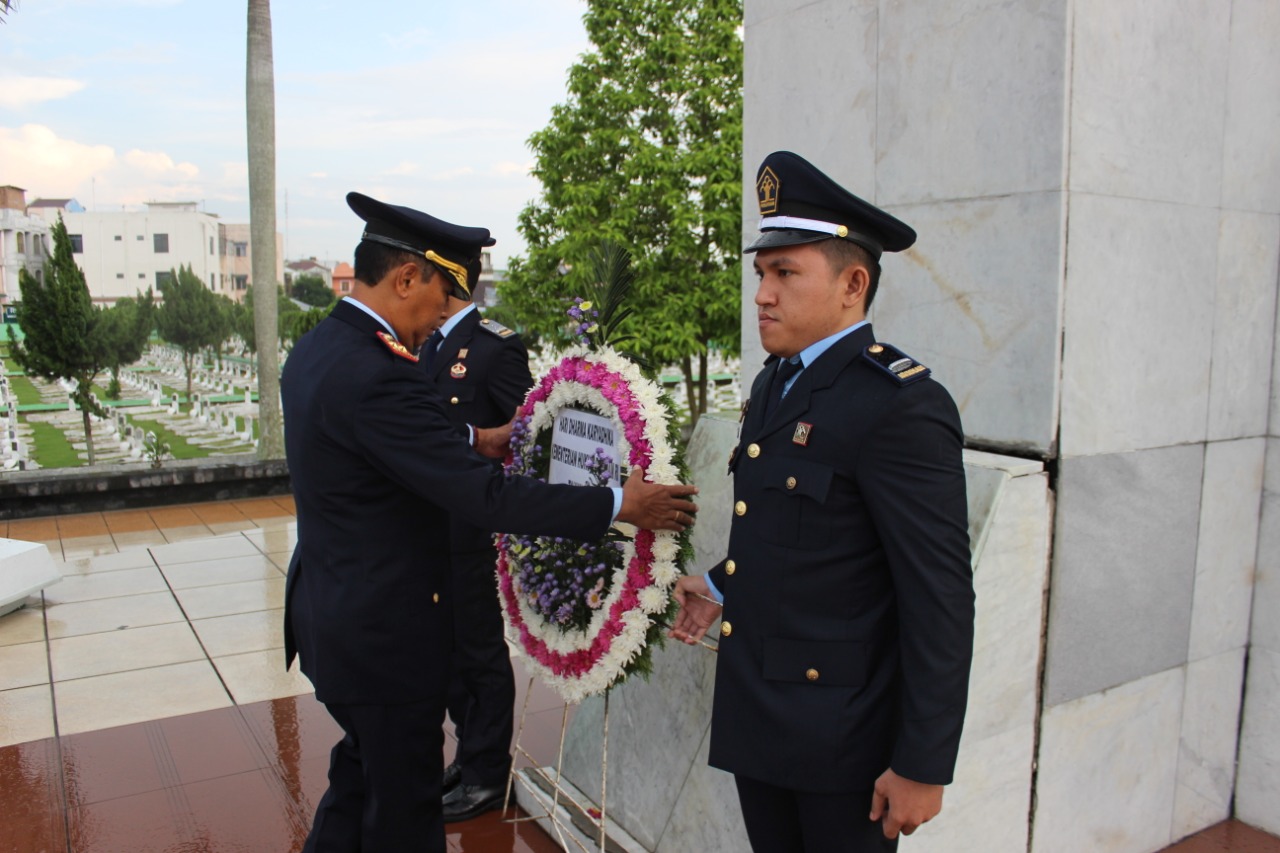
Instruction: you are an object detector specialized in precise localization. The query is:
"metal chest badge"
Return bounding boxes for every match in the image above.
[450,362,467,379]
[792,421,813,446]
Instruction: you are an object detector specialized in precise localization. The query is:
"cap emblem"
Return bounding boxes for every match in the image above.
[757,166,780,215]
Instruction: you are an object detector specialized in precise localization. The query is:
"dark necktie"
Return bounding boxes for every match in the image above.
[423,330,444,370]
[764,357,803,418]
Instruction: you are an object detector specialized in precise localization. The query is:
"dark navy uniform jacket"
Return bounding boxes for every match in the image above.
[426,308,534,554]
[707,323,974,793]
[282,300,612,706]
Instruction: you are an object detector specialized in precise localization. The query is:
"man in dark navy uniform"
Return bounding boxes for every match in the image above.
[282,192,698,853]
[671,152,974,852]
[422,276,532,821]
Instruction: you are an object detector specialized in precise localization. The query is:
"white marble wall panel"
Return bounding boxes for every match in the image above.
[742,0,878,199]
[1236,647,1280,834]
[1207,211,1280,441]
[1068,0,1230,208]
[743,0,832,29]
[1273,292,1280,440]
[1045,446,1203,706]
[1060,194,1216,457]
[1221,0,1280,214]
[683,417,737,574]
[963,472,1051,743]
[876,0,1067,204]
[873,193,1064,453]
[655,735,753,853]
[1032,667,1184,853]
[1251,439,1280,654]
[1188,438,1266,661]
[909,723,1035,853]
[1172,648,1247,840]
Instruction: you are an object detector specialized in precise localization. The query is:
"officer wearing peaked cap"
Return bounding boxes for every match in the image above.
[282,192,699,853]
[671,152,974,852]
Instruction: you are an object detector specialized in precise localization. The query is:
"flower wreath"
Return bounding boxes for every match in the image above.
[498,341,687,704]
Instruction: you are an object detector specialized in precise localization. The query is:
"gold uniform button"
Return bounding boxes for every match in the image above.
[786,476,797,490]
[450,396,459,405]
[432,593,440,603]
[747,443,761,458]
[806,668,820,681]
[725,559,736,576]
[720,621,733,637]
[734,501,747,516]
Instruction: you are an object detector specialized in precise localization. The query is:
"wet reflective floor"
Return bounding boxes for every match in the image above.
[2,502,1278,852]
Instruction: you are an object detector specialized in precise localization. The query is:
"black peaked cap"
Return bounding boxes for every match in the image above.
[346,191,495,288]
[745,151,916,257]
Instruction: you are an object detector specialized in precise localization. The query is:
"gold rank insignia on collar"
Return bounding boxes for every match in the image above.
[376,330,419,363]
[450,362,467,379]
[793,421,812,446]
[862,342,930,385]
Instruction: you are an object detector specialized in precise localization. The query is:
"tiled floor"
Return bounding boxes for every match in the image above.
[1,501,1277,852]
[0,500,566,852]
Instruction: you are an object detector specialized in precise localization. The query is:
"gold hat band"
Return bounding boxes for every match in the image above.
[425,250,470,297]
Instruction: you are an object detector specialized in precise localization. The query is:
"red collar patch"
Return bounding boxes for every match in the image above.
[376,330,419,363]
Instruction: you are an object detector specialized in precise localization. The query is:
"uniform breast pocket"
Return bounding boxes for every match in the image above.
[756,457,835,551]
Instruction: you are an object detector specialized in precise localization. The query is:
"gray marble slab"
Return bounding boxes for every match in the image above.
[876,0,1067,205]
[654,733,752,852]
[683,416,738,574]
[873,192,1064,454]
[1044,445,1204,706]
[1068,0,1229,207]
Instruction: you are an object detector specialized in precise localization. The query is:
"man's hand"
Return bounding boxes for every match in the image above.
[474,421,514,459]
[616,466,698,532]
[869,769,944,839]
[668,575,721,644]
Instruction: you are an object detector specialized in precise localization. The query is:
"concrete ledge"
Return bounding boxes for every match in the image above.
[0,454,291,520]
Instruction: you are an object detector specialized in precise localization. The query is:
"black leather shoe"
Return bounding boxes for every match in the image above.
[442,762,462,797]
[441,783,506,823]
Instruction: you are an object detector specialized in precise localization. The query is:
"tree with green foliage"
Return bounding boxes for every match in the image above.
[499,0,743,425]
[291,272,335,308]
[155,265,232,399]
[98,290,155,399]
[7,217,113,464]
[282,306,329,344]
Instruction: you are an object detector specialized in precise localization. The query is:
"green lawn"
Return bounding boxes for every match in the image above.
[6,372,45,406]
[26,419,82,468]
[125,416,208,461]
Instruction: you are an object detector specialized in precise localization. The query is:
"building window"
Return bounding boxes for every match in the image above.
[116,273,124,279]
[234,242,248,257]
[234,275,248,290]
[69,234,84,253]
[341,281,350,293]
[114,235,123,241]
[137,235,144,241]
[16,233,24,253]
[209,236,215,255]
[210,274,215,289]
[138,273,146,279]
[156,271,174,287]
[154,233,169,253]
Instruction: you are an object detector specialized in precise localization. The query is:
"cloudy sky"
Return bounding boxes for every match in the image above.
[0,0,590,267]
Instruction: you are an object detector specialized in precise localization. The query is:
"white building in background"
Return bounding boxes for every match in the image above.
[25,200,282,305]
[0,186,51,310]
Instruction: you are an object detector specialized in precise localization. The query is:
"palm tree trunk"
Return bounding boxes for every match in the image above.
[247,0,284,458]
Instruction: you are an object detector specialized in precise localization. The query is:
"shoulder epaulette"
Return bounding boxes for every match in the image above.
[861,342,930,385]
[376,330,419,362]
[477,317,517,339]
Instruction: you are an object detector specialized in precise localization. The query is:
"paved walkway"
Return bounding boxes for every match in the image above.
[0,501,1276,851]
